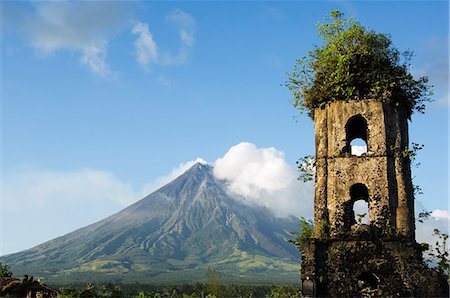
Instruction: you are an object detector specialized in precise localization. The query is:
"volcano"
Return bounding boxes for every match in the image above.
[1,163,301,284]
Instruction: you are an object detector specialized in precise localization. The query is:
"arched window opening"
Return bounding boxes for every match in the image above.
[350,138,368,156]
[344,184,370,229]
[350,183,369,201]
[345,115,368,155]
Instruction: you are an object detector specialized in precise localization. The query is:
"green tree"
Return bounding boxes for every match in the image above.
[206,267,221,297]
[285,10,432,118]
[0,262,12,277]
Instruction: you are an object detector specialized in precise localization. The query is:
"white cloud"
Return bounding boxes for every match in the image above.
[431,209,450,220]
[131,21,159,70]
[80,42,113,77]
[351,145,367,156]
[2,167,137,255]
[5,168,137,211]
[416,212,449,266]
[3,1,128,76]
[166,9,196,48]
[1,159,207,255]
[132,9,196,69]
[415,201,449,267]
[4,144,448,257]
[213,142,314,218]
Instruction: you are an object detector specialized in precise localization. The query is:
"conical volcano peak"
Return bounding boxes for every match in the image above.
[155,161,217,199]
[183,162,213,178]
[0,157,300,284]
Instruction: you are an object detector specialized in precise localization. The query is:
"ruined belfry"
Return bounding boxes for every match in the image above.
[300,99,449,297]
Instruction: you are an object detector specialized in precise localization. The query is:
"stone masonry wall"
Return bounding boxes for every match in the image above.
[313,99,415,239]
[302,99,445,297]
[301,238,449,297]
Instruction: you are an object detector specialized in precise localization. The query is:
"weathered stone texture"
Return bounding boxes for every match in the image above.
[302,99,448,297]
[302,238,449,297]
[313,99,414,239]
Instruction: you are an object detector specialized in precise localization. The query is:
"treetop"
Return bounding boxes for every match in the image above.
[286,10,432,119]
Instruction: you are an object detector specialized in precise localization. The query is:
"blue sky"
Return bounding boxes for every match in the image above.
[1,1,448,255]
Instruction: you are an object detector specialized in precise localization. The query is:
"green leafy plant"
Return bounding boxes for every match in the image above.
[428,229,449,278]
[417,210,432,224]
[288,217,314,251]
[416,211,449,279]
[356,213,367,224]
[296,155,315,183]
[401,142,424,166]
[318,218,330,238]
[285,10,432,118]
[0,262,12,277]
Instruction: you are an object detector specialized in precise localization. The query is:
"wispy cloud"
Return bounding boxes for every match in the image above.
[2,1,129,77]
[162,9,196,65]
[2,167,136,254]
[80,42,113,77]
[131,21,159,71]
[132,9,196,70]
[2,157,208,255]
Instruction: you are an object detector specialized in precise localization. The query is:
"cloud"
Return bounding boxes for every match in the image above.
[167,9,196,48]
[3,143,448,257]
[2,167,137,255]
[131,21,159,70]
[4,168,137,212]
[431,209,450,220]
[132,9,196,69]
[1,158,207,255]
[351,145,367,156]
[213,142,314,218]
[80,42,113,77]
[415,201,449,267]
[3,1,128,76]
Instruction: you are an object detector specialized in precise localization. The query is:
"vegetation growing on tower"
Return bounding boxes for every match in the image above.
[285,10,432,118]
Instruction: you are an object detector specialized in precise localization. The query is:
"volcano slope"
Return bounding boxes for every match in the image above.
[1,163,301,284]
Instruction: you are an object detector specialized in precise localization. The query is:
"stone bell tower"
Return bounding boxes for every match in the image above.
[300,99,448,297]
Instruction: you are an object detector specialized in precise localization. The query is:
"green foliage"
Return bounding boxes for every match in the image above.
[428,229,449,278]
[416,211,449,279]
[266,285,302,297]
[401,142,424,166]
[288,217,314,250]
[296,155,315,183]
[206,268,221,297]
[0,262,12,277]
[59,283,125,298]
[317,218,330,238]
[417,210,432,223]
[356,213,367,224]
[58,283,300,298]
[285,10,432,118]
